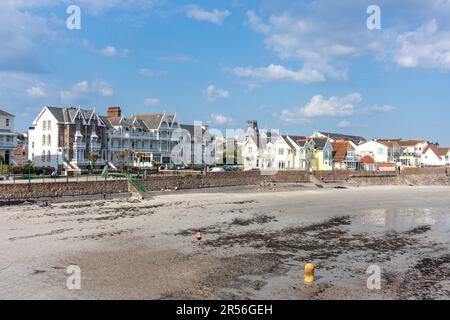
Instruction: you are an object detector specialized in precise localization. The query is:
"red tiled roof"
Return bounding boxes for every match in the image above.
[332,141,353,162]
[423,144,444,156]
[377,140,399,148]
[438,147,450,156]
[361,155,375,164]
[399,140,425,147]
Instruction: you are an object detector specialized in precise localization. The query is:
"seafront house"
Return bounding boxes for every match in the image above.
[355,140,401,164]
[310,138,333,171]
[332,141,360,170]
[272,135,298,170]
[398,140,429,167]
[421,144,450,166]
[360,155,377,171]
[28,106,108,172]
[0,109,17,165]
[293,137,315,171]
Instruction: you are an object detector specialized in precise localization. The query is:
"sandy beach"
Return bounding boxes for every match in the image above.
[0,184,449,300]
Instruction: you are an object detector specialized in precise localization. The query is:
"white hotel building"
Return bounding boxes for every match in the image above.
[28,106,190,172]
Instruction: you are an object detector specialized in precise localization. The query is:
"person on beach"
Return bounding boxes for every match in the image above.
[195,229,203,245]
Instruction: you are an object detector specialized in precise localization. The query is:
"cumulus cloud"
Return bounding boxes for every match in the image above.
[99,46,129,57]
[337,120,352,128]
[395,20,450,69]
[280,93,393,124]
[144,98,160,106]
[60,80,113,103]
[159,54,198,63]
[138,68,167,77]
[233,64,329,84]
[0,3,53,73]
[186,5,230,25]
[210,113,233,125]
[25,83,48,97]
[361,104,395,114]
[243,1,450,82]
[205,85,230,102]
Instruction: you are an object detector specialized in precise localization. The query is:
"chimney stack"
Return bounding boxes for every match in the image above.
[107,106,121,118]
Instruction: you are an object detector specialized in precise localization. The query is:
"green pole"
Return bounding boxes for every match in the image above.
[28,160,31,184]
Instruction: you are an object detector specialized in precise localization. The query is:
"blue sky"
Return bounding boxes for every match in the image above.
[1,0,450,145]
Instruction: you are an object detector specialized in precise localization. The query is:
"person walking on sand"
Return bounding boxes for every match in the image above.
[195,229,203,245]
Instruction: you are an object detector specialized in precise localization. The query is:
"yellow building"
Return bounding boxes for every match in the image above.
[310,138,333,171]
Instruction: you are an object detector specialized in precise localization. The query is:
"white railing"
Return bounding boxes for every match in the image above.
[0,141,17,148]
[89,142,102,149]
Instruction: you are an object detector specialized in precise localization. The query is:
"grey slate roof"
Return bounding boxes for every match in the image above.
[317,131,366,145]
[281,135,297,150]
[0,110,14,117]
[45,106,103,125]
[312,138,328,150]
[135,114,164,130]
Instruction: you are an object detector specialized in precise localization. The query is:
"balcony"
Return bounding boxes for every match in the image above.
[89,142,102,150]
[0,141,17,149]
[73,141,86,149]
[109,131,156,139]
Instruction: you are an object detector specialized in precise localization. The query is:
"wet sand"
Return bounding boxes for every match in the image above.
[0,185,449,299]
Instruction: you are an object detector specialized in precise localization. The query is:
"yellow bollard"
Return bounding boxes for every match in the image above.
[304,263,315,283]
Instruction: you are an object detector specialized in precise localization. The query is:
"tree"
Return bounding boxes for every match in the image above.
[117,149,133,173]
[87,151,100,174]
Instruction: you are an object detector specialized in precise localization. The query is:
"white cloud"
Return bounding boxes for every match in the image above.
[301,93,361,117]
[25,83,47,97]
[139,68,167,77]
[361,104,395,114]
[205,85,230,102]
[280,93,394,124]
[0,3,53,73]
[60,80,113,103]
[144,98,160,106]
[159,54,198,63]
[186,5,230,25]
[395,20,450,69]
[93,80,114,97]
[99,46,129,57]
[337,120,352,128]
[233,64,328,84]
[210,113,233,125]
[100,46,118,57]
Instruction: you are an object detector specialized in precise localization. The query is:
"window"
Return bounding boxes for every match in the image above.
[32,142,34,148]
[278,148,284,155]
[288,150,291,155]
[248,147,253,154]
[47,135,51,146]
[5,118,9,127]
[42,135,46,146]
[47,151,51,162]
[42,151,46,162]
[278,161,285,169]
[43,121,46,130]
[47,120,51,130]
[377,148,385,155]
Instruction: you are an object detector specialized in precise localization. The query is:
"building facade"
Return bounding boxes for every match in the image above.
[0,110,18,165]
[28,106,108,171]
